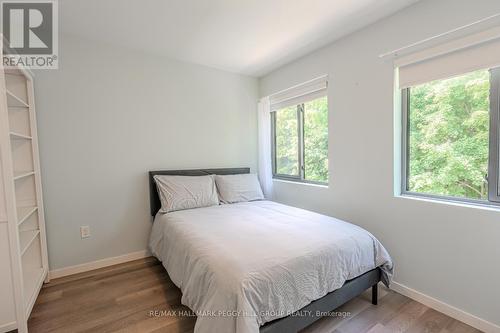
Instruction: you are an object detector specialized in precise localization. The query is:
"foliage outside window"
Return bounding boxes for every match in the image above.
[272,96,328,184]
[403,68,500,203]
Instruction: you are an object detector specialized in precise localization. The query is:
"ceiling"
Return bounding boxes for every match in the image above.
[60,0,419,77]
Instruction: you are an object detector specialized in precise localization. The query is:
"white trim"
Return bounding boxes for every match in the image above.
[396,193,500,213]
[391,281,500,333]
[272,178,329,189]
[49,250,150,279]
[31,252,500,333]
[0,321,17,332]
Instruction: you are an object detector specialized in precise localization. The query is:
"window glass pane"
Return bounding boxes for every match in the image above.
[408,69,490,200]
[304,96,328,182]
[275,106,299,176]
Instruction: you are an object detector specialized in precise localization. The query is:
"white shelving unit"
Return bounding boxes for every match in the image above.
[0,59,49,332]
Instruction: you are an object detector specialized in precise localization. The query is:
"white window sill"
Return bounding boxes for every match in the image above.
[272,178,329,189]
[396,193,500,213]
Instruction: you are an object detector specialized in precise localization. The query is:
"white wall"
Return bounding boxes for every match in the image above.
[260,0,500,327]
[34,36,258,270]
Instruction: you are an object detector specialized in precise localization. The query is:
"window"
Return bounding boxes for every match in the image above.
[402,68,500,204]
[271,95,328,184]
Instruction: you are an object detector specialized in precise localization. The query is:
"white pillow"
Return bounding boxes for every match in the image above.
[215,174,264,204]
[154,175,219,213]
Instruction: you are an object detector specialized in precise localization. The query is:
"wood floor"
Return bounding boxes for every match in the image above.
[28,257,481,333]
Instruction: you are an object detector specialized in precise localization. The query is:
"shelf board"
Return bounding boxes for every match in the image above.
[17,206,38,226]
[13,171,35,180]
[23,266,45,316]
[19,229,40,255]
[8,105,29,111]
[5,68,24,76]
[6,89,29,108]
[10,131,32,140]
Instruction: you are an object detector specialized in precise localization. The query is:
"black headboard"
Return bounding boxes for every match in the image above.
[148,167,250,216]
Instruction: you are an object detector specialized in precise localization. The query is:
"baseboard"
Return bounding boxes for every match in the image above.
[49,249,150,279]
[0,321,17,333]
[47,256,500,332]
[391,281,500,333]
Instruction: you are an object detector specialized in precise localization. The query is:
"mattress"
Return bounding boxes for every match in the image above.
[149,200,393,333]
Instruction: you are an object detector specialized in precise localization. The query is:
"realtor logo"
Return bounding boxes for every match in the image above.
[1,0,58,69]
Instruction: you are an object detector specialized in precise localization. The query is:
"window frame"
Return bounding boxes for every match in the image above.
[271,101,328,186]
[401,67,500,206]
[488,68,500,203]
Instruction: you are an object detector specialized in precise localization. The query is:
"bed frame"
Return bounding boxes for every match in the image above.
[148,167,381,333]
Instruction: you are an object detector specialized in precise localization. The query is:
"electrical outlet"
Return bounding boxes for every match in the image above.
[80,225,90,239]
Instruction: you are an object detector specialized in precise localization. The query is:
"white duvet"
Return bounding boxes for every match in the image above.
[149,200,393,333]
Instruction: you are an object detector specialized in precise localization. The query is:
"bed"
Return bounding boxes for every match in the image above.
[148,168,393,333]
